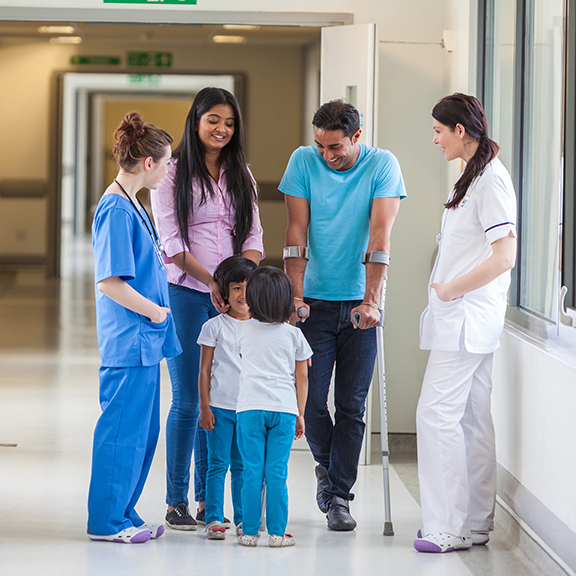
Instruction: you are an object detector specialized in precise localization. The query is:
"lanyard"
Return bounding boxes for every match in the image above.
[113,179,166,270]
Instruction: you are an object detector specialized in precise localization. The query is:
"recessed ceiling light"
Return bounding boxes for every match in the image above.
[222,25,260,31]
[213,35,247,44]
[38,25,76,35]
[50,36,83,45]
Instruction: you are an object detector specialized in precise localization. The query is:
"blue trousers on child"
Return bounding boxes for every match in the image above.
[236,410,296,537]
[87,364,160,536]
[205,407,243,526]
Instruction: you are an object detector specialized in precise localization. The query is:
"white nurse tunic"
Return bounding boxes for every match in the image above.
[420,157,517,354]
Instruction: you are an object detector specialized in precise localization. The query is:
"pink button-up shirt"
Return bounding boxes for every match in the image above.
[150,159,264,293]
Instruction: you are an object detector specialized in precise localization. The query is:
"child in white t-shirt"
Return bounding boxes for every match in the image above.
[197,256,258,540]
[236,266,312,548]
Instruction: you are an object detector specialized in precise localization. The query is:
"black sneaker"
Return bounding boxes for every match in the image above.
[196,507,231,529]
[315,464,331,513]
[165,503,197,531]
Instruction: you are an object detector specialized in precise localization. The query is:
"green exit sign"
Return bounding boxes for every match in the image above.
[127,51,172,68]
[104,1,196,4]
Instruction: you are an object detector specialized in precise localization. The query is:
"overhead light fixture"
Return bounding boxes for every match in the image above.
[50,36,83,45]
[212,35,247,44]
[38,25,76,35]
[222,25,260,31]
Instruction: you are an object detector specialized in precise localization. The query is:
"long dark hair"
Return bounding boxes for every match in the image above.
[172,87,257,254]
[432,93,500,209]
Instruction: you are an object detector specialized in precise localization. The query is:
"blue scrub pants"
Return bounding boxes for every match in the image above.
[237,410,296,537]
[166,284,217,507]
[87,364,160,536]
[205,407,243,526]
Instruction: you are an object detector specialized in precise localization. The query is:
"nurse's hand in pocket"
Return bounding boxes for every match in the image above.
[151,306,171,323]
[430,282,459,302]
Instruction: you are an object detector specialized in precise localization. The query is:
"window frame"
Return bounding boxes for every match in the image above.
[479,0,576,346]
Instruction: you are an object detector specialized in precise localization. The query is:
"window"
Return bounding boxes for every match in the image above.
[480,0,572,332]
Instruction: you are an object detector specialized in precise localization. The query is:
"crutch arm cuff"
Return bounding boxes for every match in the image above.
[362,251,390,266]
[283,246,310,260]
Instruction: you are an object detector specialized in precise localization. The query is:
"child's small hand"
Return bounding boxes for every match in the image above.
[295,415,305,440]
[199,407,215,431]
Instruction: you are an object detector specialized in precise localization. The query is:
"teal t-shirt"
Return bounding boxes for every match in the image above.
[279,145,406,300]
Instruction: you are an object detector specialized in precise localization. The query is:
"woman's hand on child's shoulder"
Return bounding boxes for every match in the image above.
[295,416,305,440]
[199,407,215,431]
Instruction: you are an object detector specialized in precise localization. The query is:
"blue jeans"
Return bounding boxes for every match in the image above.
[299,298,377,500]
[205,407,243,526]
[165,284,217,507]
[237,410,296,537]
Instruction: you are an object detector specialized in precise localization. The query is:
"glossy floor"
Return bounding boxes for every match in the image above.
[0,238,565,576]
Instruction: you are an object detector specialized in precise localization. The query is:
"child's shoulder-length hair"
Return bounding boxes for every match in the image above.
[245,266,294,324]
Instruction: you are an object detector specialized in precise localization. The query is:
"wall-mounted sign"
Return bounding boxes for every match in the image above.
[127,51,172,68]
[70,56,121,66]
[128,75,162,85]
[104,0,196,4]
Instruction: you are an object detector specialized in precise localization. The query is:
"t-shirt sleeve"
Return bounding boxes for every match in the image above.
[197,317,219,347]
[294,328,313,361]
[278,148,309,200]
[93,205,136,283]
[373,151,407,200]
[476,169,517,244]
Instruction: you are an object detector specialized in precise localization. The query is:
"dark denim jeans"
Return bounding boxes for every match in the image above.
[299,298,377,501]
[165,284,217,507]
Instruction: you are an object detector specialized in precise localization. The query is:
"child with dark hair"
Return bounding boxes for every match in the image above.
[235,267,312,548]
[197,256,258,539]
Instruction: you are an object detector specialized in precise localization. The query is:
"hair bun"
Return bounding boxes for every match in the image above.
[115,111,145,145]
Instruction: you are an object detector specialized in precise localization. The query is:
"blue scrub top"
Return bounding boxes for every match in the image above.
[92,193,182,367]
[279,145,406,301]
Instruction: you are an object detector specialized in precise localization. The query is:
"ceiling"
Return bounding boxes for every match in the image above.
[0,21,321,46]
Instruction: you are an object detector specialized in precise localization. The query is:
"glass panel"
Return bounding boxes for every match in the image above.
[490,0,516,174]
[519,0,564,319]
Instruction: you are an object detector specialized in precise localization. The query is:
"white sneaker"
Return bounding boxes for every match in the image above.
[88,526,151,544]
[471,531,490,545]
[139,523,165,539]
[414,532,472,553]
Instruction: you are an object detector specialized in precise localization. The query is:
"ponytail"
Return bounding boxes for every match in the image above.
[432,93,500,209]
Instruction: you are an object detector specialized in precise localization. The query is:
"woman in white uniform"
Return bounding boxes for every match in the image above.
[414,93,517,553]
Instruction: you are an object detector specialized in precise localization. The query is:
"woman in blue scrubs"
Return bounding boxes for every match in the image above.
[87,112,182,544]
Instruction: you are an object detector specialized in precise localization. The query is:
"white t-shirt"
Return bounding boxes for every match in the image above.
[420,158,517,354]
[236,319,313,416]
[197,314,246,410]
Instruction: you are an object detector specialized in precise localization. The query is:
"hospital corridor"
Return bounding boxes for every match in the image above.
[1,0,576,574]
[0,233,563,576]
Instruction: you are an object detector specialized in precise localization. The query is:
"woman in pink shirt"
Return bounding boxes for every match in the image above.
[151,87,264,531]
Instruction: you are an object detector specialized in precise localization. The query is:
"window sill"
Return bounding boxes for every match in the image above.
[505,306,576,370]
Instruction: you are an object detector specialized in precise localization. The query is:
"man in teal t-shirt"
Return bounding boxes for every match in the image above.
[279,100,406,531]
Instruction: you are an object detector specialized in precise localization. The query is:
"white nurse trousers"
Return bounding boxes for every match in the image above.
[416,348,496,537]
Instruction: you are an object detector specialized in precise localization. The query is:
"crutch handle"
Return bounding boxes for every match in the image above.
[352,312,362,327]
[297,307,308,318]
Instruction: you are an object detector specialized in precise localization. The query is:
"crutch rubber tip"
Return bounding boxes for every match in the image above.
[383,522,394,536]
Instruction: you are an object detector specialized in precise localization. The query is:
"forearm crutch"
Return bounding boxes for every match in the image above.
[353,271,394,536]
